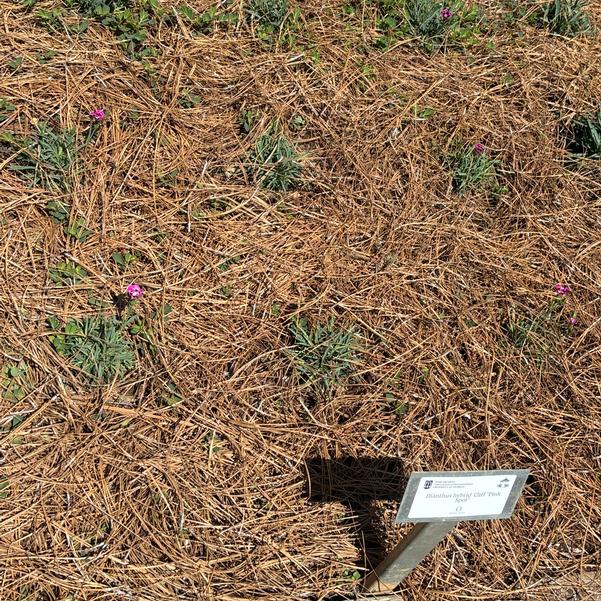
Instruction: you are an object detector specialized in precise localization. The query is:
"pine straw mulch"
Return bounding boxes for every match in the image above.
[1,0,600,599]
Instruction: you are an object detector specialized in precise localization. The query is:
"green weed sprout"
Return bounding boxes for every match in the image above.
[66,0,163,56]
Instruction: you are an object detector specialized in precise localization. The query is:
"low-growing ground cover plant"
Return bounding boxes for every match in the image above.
[288,317,360,394]
[45,200,92,242]
[540,0,592,36]
[501,0,591,33]
[567,105,601,158]
[64,217,93,243]
[1,113,104,196]
[48,261,88,286]
[112,251,138,272]
[48,314,136,383]
[45,200,70,223]
[246,0,288,30]
[1,362,29,402]
[245,0,301,44]
[36,6,66,29]
[448,142,497,192]
[1,123,77,191]
[248,121,302,190]
[375,0,481,51]
[0,99,16,121]
[66,0,163,56]
[503,284,578,362]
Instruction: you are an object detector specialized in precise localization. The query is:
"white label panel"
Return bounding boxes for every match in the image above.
[408,474,517,519]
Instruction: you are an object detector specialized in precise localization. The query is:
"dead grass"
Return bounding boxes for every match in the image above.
[1,0,600,599]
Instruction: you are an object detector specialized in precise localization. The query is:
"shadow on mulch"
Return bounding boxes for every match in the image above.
[305,457,407,573]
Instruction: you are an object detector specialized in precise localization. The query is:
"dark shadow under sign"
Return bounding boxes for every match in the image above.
[305,457,407,571]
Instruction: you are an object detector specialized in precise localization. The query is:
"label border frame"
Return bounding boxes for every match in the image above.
[396,469,530,523]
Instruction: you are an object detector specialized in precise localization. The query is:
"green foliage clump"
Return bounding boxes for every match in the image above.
[176,4,238,33]
[248,122,302,191]
[64,217,93,243]
[0,99,16,122]
[1,362,28,402]
[341,568,362,583]
[245,0,301,44]
[112,251,138,272]
[504,313,554,359]
[36,7,66,29]
[177,90,202,108]
[448,143,497,193]
[49,261,88,286]
[375,0,481,52]
[541,0,591,36]
[240,109,259,134]
[288,317,360,393]
[49,315,136,383]
[68,0,125,14]
[45,200,70,224]
[8,57,23,71]
[1,124,77,191]
[567,105,601,158]
[385,391,407,417]
[503,297,575,362]
[247,0,288,29]
[66,0,163,56]
[44,201,92,242]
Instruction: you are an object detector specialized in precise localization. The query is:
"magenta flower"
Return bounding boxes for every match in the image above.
[474,143,485,155]
[126,283,143,299]
[553,283,571,296]
[441,7,453,20]
[89,108,105,121]
[568,317,578,325]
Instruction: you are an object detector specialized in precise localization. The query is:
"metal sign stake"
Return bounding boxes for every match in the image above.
[359,469,529,597]
[362,520,458,593]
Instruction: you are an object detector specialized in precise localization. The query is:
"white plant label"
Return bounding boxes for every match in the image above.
[407,474,518,520]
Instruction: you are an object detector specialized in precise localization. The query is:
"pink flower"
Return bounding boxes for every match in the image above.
[568,317,578,325]
[441,7,453,20]
[126,283,143,299]
[89,108,105,121]
[553,283,571,296]
[474,143,485,155]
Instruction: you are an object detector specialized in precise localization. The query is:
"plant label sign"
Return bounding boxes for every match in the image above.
[395,469,530,523]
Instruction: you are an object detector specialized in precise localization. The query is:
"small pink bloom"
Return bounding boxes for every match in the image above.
[568,317,578,325]
[553,283,570,296]
[126,283,143,299]
[441,7,453,20]
[89,108,105,121]
[474,143,485,155]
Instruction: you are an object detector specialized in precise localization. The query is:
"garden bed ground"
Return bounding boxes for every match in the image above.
[1,0,600,599]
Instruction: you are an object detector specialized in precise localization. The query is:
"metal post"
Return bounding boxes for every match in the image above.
[362,521,458,593]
